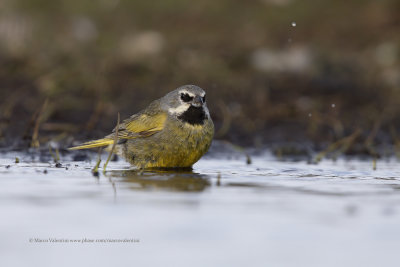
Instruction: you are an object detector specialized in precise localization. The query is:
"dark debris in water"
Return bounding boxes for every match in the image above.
[72,153,89,161]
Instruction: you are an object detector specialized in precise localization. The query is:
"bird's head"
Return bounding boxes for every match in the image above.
[163,85,209,125]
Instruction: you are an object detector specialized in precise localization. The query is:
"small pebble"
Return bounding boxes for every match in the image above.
[111,154,119,162]
[246,155,252,165]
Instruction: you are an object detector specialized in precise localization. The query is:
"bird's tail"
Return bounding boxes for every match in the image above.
[68,138,114,150]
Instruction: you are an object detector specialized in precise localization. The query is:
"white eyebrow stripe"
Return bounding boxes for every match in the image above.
[179,90,206,97]
[179,90,195,97]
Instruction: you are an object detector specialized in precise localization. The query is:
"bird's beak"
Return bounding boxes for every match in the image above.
[192,95,203,107]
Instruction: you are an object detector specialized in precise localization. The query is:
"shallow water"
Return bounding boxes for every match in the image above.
[1,151,400,267]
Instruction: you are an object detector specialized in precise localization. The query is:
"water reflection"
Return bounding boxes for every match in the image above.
[107,169,210,192]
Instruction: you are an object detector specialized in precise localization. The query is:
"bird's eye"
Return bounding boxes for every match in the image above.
[202,95,206,103]
[180,93,193,102]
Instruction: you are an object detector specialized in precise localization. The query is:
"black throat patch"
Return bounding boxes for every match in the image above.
[177,105,207,125]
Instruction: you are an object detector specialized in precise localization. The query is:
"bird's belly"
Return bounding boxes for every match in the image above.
[122,124,213,168]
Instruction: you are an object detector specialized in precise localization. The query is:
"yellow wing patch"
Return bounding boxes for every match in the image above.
[126,113,166,132]
[116,112,167,139]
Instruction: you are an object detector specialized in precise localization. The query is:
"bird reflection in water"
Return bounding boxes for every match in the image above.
[107,168,210,192]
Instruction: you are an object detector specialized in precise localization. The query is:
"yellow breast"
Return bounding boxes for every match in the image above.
[127,118,214,169]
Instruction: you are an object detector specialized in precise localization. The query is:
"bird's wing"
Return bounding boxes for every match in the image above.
[68,101,167,150]
[114,112,167,139]
[110,100,167,140]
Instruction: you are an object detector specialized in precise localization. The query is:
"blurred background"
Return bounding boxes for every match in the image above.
[0,0,399,154]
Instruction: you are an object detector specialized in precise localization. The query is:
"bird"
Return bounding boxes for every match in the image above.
[69,85,214,169]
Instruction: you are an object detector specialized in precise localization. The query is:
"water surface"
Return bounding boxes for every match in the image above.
[1,152,399,267]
